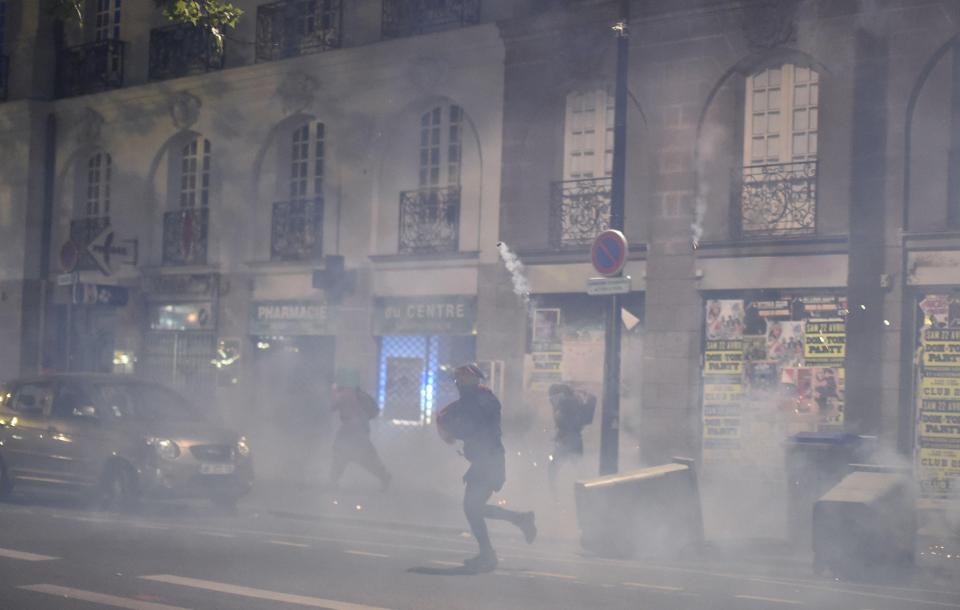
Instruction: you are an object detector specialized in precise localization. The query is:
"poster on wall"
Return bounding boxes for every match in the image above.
[916,298,960,501]
[706,300,745,339]
[702,294,848,466]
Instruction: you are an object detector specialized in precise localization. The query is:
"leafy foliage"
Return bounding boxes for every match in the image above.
[48,0,243,31]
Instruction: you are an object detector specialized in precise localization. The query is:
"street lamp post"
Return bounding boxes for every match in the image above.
[599,0,630,476]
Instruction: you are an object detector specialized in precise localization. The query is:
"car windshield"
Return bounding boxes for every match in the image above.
[92,382,206,422]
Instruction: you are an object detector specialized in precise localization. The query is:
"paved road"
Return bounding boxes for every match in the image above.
[0,493,957,610]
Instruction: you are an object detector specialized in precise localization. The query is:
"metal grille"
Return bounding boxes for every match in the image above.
[381,0,481,39]
[56,39,125,98]
[378,335,475,426]
[398,186,460,253]
[550,177,611,249]
[148,23,224,81]
[271,197,324,261]
[140,331,216,402]
[738,160,817,236]
[256,0,342,61]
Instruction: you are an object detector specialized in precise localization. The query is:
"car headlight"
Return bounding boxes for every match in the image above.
[236,436,251,458]
[146,437,180,460]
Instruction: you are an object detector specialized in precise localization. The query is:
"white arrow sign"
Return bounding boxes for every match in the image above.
[87,227,137,276]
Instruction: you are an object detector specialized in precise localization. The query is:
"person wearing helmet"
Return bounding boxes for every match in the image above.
[329,369,391,492]
[437,363,537,573]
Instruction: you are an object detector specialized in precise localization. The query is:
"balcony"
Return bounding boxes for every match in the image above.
[149,24,224,81]
[738,160,817,237]
[56,40,125,98]
[271,197,324,261]
[70,216,111,270]
[398,186,460,253]
[0,55,8,101]
[256,0,342,62]
[550,177,611,249]
[163,208,209,266]
[382,0,480,39]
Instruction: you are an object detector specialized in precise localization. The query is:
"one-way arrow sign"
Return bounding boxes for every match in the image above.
[87,227,137,276]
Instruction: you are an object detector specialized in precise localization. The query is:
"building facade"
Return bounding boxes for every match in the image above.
[496,0,960,533]
[1,0,960,520]
[0,0,513,478]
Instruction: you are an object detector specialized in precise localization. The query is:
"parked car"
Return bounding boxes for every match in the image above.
[0,374,253,510]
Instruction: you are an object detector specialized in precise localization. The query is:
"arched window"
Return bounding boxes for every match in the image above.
[744,64,818,165]
[398,104,463,253]
[94,0,121,41]
[271,121,325,261]
[179,136,211,208]
[551,87,614,248]
[163,135,211,266]
[419,104,462,188]
[740,63,819,236]
[564,87,614,180]
[289,121,324,200]
[85,152,111,218]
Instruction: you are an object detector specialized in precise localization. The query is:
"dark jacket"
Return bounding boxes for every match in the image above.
[439,385,506,490]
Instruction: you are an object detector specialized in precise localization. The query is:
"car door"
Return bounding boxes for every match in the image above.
[46,380,106,488]
[0,382,60,483]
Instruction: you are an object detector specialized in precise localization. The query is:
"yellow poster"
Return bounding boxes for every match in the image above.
[804,320,846,362]
[922,328,960,370]
[704,339,743,376]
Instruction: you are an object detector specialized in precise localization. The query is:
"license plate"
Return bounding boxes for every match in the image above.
[200,463,235,475]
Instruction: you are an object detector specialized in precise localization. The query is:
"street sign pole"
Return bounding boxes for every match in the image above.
[599,0,630,476]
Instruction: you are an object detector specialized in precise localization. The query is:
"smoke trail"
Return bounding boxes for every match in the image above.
[496,241,531,304]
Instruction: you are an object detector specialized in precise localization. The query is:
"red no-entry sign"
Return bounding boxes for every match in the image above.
[591,230,628,276]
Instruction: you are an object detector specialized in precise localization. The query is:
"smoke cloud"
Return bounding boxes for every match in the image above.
[496,241,531,304]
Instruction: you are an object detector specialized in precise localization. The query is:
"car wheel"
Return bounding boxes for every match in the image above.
[0,456,13,500]
[99,462,139,512]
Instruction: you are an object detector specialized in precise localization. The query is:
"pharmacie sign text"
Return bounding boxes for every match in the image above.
[249,300,332,335]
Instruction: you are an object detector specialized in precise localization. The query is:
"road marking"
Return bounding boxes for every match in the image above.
[736,594,803,605]
[197,530,235,538]
[0,547,58,561]
[523,570,577,581]
[431,560,462,567]
[345,550,390,558]
[141,574,392,610]
[623,582,683,592]
[20,584,189,610]
[268,539,310,548]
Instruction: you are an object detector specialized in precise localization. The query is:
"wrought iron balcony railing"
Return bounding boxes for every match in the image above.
[256,0,342,61]
[271,197,324,261]
[149,24,225,81]
[163,208,209,266]
[549,176,611,249]
[382,0,481,39]
[737,160,817,237]
[70,216,111,270]
[0,55,8,101]
[56,40,125,98]
[398,185,460,253]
